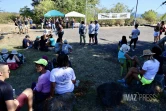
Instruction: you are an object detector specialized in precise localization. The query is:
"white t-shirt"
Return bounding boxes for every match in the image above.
[142,59,160,80]
[50,67,76,94]
[131,29,140,39]
[62,44,72,54]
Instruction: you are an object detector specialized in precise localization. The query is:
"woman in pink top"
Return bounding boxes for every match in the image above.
[32,59,51,103]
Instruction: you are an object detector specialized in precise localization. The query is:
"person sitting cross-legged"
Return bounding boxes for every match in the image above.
[118,49,160,87]
[0,63,33,111]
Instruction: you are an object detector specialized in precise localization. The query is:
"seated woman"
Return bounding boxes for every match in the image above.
[34,36,40,50]
[6,50,20,70]
[62,40,72,55]
[118,36,127,48]
[118,44,139,67]
[54,38,62,53]
[50,54,76,96]
[46,34,56,47]
[32,59,51,103]
[0,48,9,62]
[118,49,160,87]
[40,35,48,51]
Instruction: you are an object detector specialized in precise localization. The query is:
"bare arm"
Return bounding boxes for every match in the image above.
[14,55,20,62]
[50,82,55,97]
[5,100,18,111]
[124,53,132,60]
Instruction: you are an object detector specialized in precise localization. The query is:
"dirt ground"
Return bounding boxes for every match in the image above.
[0,24,166,111]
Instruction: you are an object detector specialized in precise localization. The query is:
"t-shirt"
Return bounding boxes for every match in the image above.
[131,29,140,39]
[23,38,30,48]
[153,55,163,75]
[35,70,51,93]
[88,24,95,34]
[50,67,76,94]
[118,50,126,60]
[142,59,160,80]
[54,43,61,53]
[79,24,86,35]
[50,38,56,47]
[0,80,13,111]
[62,44,72,54]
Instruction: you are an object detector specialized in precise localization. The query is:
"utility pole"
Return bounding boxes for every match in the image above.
[134,0,138,25]
[85,0,87,25]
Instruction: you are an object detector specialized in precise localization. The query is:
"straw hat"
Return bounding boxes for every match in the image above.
[141,49,155,57]
[120,44,130,53]
[1,48,8,54]
[11,50,18,55]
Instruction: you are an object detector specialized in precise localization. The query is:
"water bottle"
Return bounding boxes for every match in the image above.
[13,89,16,99]
[75,80,80,87]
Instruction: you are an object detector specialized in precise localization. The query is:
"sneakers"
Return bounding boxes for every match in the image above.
[117,79,125,83]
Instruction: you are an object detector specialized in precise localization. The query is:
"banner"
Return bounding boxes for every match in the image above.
[98,13,130,20]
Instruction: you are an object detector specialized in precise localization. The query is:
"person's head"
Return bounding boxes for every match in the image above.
[95,20,98,24]
[90,21,93,24]
[49,34,53,38]
[1,49,8,55]
[25,35,30,39]
[57,54,69,67]
[151,46,162,56]
[161,21,165,25]
[64,40,68,44]
[81,21,84,24]
[135,24,139,29]
[0,63,10,81]
[7,54,14,60]
[120,44,130,53]
[36,36,40,40]
[34,59,48,73]
[122,36,127,42]
[11,50,18,55]
[141,49,155,61]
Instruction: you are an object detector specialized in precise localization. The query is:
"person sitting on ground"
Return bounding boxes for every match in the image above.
[118,36,127,48]
[54,38,62,54]
[0,49,9,62]
[153,26,160,43]
[46,34,56,47]
[118,44,139,67]
[40,35,48,51]
[118,49,160,87]
[34,36,40,50]
[32,59,51,104]
[62,40,72,55]
[22,35,33,49]
[6,50,20,70]
[0,63,33,111]
[50,54,76,96]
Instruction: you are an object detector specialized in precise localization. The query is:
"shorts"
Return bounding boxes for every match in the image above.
[138,74,153,85]
[16,93,28,111]
[89,34,95,38]
[24,25,29,29]
[18,26,23,30]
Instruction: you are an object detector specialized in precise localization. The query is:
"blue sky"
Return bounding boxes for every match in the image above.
[0,0,165,14]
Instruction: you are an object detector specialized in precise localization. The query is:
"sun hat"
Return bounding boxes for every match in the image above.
[1,48,8,54]
[140,49,155,57]
[34,59,48,66]
[64,40,68,44]
[120,44,130,53]
[11,50,18,54]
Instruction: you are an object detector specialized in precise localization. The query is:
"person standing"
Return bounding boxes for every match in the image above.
[159,21,166,40]
[94,20,100,45]
[0,63,33,111]
[14,18,18,33]
[66,17,69,28]
[24,17,29,34]
[40,17,44,29]
[88,21,95,45]
[17,17,23,34]
[56,22,64,40]
[79,21,86,45]
[71,18,75,29]
[129,24,140,51]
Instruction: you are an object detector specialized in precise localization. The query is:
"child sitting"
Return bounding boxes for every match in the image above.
[0,48,9,62]
[46,34,56,47]
[34,36,40,50]
[62,40,72,55]
[118,36,127,48]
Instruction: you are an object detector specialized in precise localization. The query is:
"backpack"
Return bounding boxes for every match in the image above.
[80,25,85,35]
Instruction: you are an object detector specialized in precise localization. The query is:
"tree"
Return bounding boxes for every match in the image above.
[19,6,33,17]
[110,3,129,13]
[142,10,158,23]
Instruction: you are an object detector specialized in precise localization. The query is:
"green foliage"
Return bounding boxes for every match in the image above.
[110,3,129,13]
[142,10,158,23]
[160,13,166,21]
[19,6,33,17]
[0,12,19,24]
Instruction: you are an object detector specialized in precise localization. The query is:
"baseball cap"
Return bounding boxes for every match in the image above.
[34,59,48,66]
